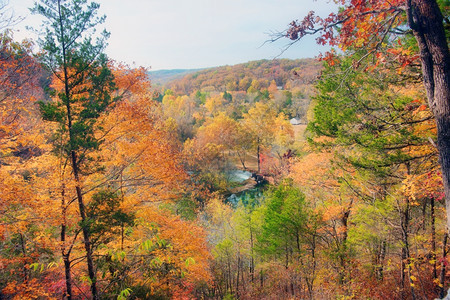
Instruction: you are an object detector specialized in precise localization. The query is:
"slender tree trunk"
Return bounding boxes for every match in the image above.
[407,0,450,231]
[227,256,232,295]
[257,138,261,173]
[250,227,255,283]
[422,199,428,230]
[241,256,245,294]
[260,269,264,288]
[19,233,28,282]
[376,240,386,281]
[63,256,72,300]
[284,243,290,296]
[440,233,448,299]
[237,150,247,170]
[120,171,125,252]
[339,201,352,287]
[431,197,437,280]
[401,246,406,293]
[70,152,98,299]
[236,253,240,297]
[285,243,289,269]
[306,234,317,300]
[401,195,416,300]
[61,184,72,300]
[74,182,98,300]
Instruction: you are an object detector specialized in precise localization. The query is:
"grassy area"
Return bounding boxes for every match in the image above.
[293,124,307,141]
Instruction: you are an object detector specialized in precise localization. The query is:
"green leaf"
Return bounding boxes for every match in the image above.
[185,257,196,267]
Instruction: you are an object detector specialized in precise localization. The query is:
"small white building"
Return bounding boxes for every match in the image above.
[290,117,302,125]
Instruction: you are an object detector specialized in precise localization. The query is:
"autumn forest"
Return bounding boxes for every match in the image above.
[1,0,449,299]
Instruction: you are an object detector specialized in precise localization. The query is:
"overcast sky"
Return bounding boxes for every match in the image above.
[9,0,337,71]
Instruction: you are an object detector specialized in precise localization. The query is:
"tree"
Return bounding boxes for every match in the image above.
[243,102,293,173]
[282,0,450,230]
[32,0,113,298]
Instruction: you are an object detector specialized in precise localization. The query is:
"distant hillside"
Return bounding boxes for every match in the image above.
[163,58,322,95]
[148,69,203,86]
[153,58,322,126]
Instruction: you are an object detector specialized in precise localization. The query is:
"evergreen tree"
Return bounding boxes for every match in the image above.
[32,0,115,298]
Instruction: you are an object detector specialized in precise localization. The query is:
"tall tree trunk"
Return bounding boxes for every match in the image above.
[440,233,448,299]
[227,256,232,295]
[260,269,264,288]
[257,138,261,173]
[19,233,28,282]
[407,0,450,231]
[120,171,125,252]
[61,184,72,300]
[237,151,247,170]
[63,255,72,300]
[285,242,290,296]
[402,164,416,299]
[306,234,317,300]
[241,256,246,294]
[72,153,98,300]
[431,197,437,280]
[401,195,416,300]
[339,200,352,287]
[236,253,240,297]
[250,227,255,283]
[376,240,386,281]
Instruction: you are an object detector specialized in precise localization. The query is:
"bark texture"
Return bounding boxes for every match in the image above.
[407,0,450,230]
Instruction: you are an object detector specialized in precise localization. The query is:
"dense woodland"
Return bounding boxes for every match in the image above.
[0,0,449,299]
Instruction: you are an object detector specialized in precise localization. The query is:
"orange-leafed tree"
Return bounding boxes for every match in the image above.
[122,206,212,299]
[86,64,212,298]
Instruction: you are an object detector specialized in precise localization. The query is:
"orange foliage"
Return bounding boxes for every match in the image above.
[0,34,44,163]
[287,0,419,71]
